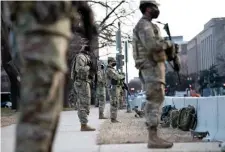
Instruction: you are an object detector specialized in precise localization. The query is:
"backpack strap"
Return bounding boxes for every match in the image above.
[177,107,186,127]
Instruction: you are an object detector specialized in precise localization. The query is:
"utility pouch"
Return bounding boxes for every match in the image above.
[152,50,167,62]
[111,79,118,85]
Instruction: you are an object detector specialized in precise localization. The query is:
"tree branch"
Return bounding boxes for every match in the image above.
[99,0,125,27]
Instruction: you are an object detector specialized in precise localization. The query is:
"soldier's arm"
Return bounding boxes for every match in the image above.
[137,20,172,52]
[108,68,124,80]
[75,55,90,73]
[97,70,104,83]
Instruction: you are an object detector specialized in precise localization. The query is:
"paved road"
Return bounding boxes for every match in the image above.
[1,104,221,152]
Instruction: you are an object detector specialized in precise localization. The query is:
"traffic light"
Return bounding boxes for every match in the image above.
[116,53,124,69]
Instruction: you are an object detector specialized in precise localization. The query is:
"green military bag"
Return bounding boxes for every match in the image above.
[170,109,179,128]
[177,105,197,131]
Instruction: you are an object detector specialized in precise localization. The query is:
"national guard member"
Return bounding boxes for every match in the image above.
[6,1,97,151]
[132,0,179,149]
[96,63,108,119]
[106,57,125,123]
[74,49,96,131]
[70,55,79,110]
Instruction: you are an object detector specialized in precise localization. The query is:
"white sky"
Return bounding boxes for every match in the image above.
[92,0,225,81]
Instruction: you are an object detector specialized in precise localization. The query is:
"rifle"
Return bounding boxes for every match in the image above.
[156,21,181,84]
[122,81,131,95]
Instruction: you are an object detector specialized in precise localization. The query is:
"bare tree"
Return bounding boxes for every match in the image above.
[88,0,136,48]
[67,1,137,106]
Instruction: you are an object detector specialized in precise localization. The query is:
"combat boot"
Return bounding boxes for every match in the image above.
[147,126,173,149]
[80,124,96,131]
[111,118,120,123]
[99,112,108,119]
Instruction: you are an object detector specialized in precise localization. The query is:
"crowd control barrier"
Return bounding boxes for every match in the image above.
[131,95,225,141]
[164,96,225,142]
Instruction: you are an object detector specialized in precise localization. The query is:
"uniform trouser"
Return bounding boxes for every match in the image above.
[96,86,106,113]
[110,86,120,119]
[139,69,165,128]
[75,80,91,124]
[15,34,68,152]
[69,87,78,108]
[118,89,124,108]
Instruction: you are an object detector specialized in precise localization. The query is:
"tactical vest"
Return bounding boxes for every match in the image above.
[132,18,166,69]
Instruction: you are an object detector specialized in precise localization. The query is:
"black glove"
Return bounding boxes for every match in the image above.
[174,43,179,54]
[87,61,92,67]
[88,75,93,80]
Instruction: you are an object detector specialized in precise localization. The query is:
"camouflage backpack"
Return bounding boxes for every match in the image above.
[170,109,179,128]
[177,105,197,131]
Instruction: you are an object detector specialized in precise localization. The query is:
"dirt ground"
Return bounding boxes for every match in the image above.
[0,107,76,127]
[1,108,18,127]
[97,110,197,145]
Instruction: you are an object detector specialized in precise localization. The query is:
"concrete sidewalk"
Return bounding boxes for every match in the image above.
[1,105,221,152]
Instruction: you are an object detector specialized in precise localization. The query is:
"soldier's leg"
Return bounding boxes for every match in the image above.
[110,86,120,123]
[118,91,122,109]
[144,81,173,148]
[76,81,95,131]
[16,35,68,152]
[110,87,117,121]
[99,87,107,119]
[95,87,99,107]
[73,88,78,110]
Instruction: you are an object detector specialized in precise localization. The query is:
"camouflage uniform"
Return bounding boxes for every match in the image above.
[106,57,124,123]
[118,87,124,109]
[132,0,177,148]
[74,52,95,131]
[118,74,125,109]
[68,87,78,110]
[70,56,79,110]
[9,2,72,152]
[96,64,107,119]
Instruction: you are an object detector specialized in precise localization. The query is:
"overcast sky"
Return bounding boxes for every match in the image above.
[93,0,225,81]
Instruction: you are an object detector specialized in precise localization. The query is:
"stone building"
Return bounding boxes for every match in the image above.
[187,17,225,75]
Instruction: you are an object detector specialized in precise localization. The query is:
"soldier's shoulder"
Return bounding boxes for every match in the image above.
[152,23,160,30]
[134,18,151,31]
[76,53,87,59]
[106,66,113,71]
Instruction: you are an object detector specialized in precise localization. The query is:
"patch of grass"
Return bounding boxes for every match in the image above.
[97,110,195,145]
[1,108,16,117]
[63,107,75,111]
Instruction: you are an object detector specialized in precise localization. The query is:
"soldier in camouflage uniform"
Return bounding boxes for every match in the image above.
[106,57,125,123]
[6,1,97,151]
[132,0,179,149]
[7,1,73,152]
[96,63,108,119]
[74,50,96,131]
[70,56,79,110]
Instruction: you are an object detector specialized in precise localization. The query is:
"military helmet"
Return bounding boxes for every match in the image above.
[140,0,160,6]
[108,57,116,62]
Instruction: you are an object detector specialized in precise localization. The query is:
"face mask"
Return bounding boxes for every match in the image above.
[111,62,116,67]
[150,6,160,19]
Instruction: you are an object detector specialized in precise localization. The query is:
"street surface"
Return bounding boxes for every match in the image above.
[1,105,221,152]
